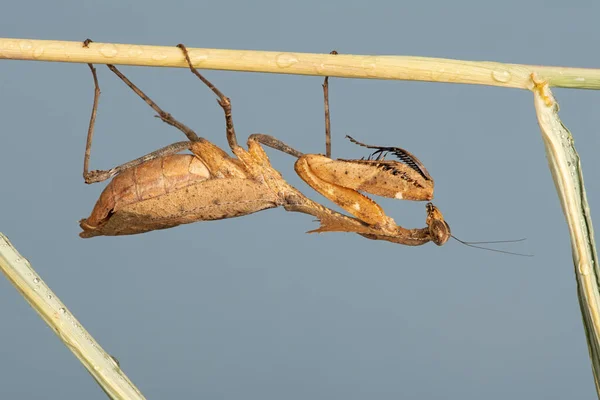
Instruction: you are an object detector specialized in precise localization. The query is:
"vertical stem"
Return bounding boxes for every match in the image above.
[532,75,600,396]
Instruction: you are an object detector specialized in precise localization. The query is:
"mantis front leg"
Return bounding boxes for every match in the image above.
[323,50,338,158]
[248,67,434,226]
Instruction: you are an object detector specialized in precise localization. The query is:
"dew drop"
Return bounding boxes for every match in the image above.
[33,277,40,284]
[315,62,326,74]
[128,45,143,58]
[275,53,298,68]
[109,354,121,368]
[59,307,66,314]
[19,40,33,52]
[491,69,512,83]
[151,52,168,61]
[99,44,118,58]
[33,46,44,59]
[191,51,208,64]
[579,262,590,276]
[47,294,53,300]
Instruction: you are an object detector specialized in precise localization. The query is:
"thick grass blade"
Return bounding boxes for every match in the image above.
[532,75,600,395]
[0,233,146,400]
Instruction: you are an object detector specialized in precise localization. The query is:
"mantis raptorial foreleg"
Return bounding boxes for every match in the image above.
[246,62,441,232]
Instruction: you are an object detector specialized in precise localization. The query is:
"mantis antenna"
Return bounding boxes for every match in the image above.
[451,236,533,257]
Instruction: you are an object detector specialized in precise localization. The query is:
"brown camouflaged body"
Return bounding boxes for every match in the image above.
[79,153,279,237]
[79,138,448,247]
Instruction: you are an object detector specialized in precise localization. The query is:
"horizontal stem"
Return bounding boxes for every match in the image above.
[1,38,600,90]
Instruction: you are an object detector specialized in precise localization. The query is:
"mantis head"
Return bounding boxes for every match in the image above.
[425,202,451,246]
[425,203,533,256]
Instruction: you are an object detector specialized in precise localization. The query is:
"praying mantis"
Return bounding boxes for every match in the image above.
[78,41,470,248]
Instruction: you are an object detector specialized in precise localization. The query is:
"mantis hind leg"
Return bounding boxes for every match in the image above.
[83,40,247,183]
[177,44,239,151]
[84,40,200,142]
[81,46,195,184]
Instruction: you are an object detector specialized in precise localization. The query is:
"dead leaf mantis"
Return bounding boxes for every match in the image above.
[79,41,526,254]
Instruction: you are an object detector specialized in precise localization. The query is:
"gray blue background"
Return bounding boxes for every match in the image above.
[1,0,599,398]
